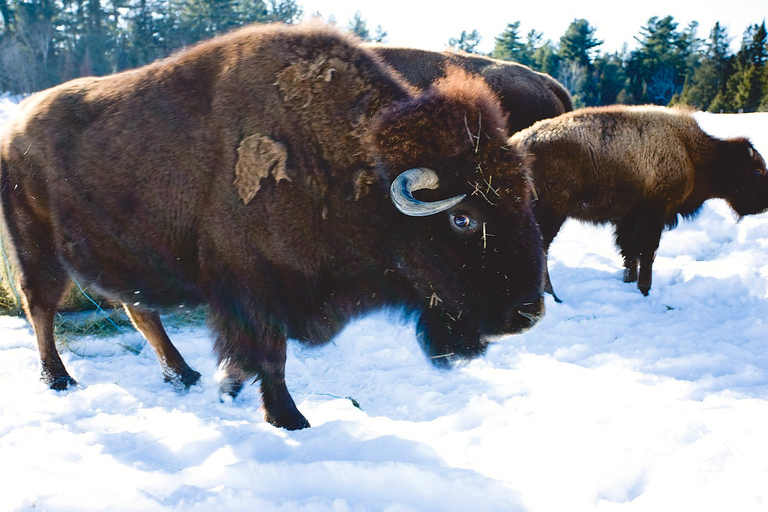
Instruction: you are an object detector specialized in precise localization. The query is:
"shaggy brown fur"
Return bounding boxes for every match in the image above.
[510,105,768,298]
[1,22,544,430]
[368,45,573,134]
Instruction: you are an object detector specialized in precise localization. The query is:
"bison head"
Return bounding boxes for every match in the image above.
[724,139,768,217]
[365,67,545,363]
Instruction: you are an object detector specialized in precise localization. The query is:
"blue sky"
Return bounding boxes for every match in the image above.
[300,0,767,54]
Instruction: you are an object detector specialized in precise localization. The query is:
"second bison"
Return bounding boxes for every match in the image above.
[368,45,573,134]
[510,105,768,299]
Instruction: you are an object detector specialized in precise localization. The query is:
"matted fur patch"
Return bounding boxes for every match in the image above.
[276,55,351,109]
[234,134,291,204]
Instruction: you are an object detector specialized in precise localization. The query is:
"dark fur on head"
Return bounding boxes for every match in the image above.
[368,66,510,171]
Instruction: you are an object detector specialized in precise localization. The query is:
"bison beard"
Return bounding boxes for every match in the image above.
[0,22,545,430]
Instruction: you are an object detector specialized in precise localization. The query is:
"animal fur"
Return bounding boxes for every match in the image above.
[1,22,545,430]
[510,104,768,298]
[368,45,573,134]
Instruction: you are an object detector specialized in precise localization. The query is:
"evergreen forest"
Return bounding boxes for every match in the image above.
[0,0,766,112]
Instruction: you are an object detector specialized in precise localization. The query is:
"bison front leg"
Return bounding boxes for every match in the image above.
[232,342,309,430]
[212,313,309,430]
[123,305,201,389]
[257,345,311,431]
[623,257,639,283]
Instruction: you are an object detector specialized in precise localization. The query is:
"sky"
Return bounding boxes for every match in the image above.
[299,0,767,55]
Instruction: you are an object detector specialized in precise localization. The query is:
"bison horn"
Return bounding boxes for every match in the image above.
[390,167,466,217]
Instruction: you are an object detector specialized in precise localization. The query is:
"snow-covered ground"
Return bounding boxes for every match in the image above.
[1,92,767,511]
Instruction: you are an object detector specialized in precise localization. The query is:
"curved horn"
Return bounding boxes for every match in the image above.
[390,167,466,217]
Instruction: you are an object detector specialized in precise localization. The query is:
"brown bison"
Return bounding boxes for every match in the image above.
[0,22,545,430]
[509,105,768,299]
[368,45,573,134]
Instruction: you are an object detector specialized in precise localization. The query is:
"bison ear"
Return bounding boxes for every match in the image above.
[234,134,292,204]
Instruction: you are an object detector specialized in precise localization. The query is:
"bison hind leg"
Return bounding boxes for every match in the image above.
[614,206,664,296]
[3,172,77,388]
[22,270,77,389]
[123,305,201,390]
[614,210,643,283]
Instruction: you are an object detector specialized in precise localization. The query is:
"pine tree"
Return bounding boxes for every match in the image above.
[627,15,694,104]
[448,29,481,53]
[348,11,368,40]
[676,22,732,110]
[263,0,301,24]
[725,22,767,112]
[559,18,601,67]
[557,18,602,106]
[531,39,559,75]
[492,21,525,62]
[593,51,627,105]
[519,29,544,69]
[347,11,386,42]
[759,77,768,111]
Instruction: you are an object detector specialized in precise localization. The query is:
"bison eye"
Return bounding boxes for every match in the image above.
[454,214,471,227]
[451,212,477,232]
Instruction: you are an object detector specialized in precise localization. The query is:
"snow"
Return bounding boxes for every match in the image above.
[1,95,768,511]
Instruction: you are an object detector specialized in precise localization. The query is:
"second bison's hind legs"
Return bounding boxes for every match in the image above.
[2,178,76,389]
[615,205,665,296]
[26,278,77,389]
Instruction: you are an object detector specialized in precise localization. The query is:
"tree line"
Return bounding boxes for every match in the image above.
[1,1,766,113]
[0,0,304,93]
[475,16,768,112]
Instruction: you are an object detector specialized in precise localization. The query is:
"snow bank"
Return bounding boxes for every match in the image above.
[1,94,767,511]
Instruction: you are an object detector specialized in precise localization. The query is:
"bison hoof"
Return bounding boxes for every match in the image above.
[638,284,651,296]
[623,268,638,283]
[164,367,202,390]
[218,377,245,401]
[265,409,311,431]
[43,373,77,391]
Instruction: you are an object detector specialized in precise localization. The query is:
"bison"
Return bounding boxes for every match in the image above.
[367,45,573,134]
[509,105,768,299]
[0,22,545,430]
